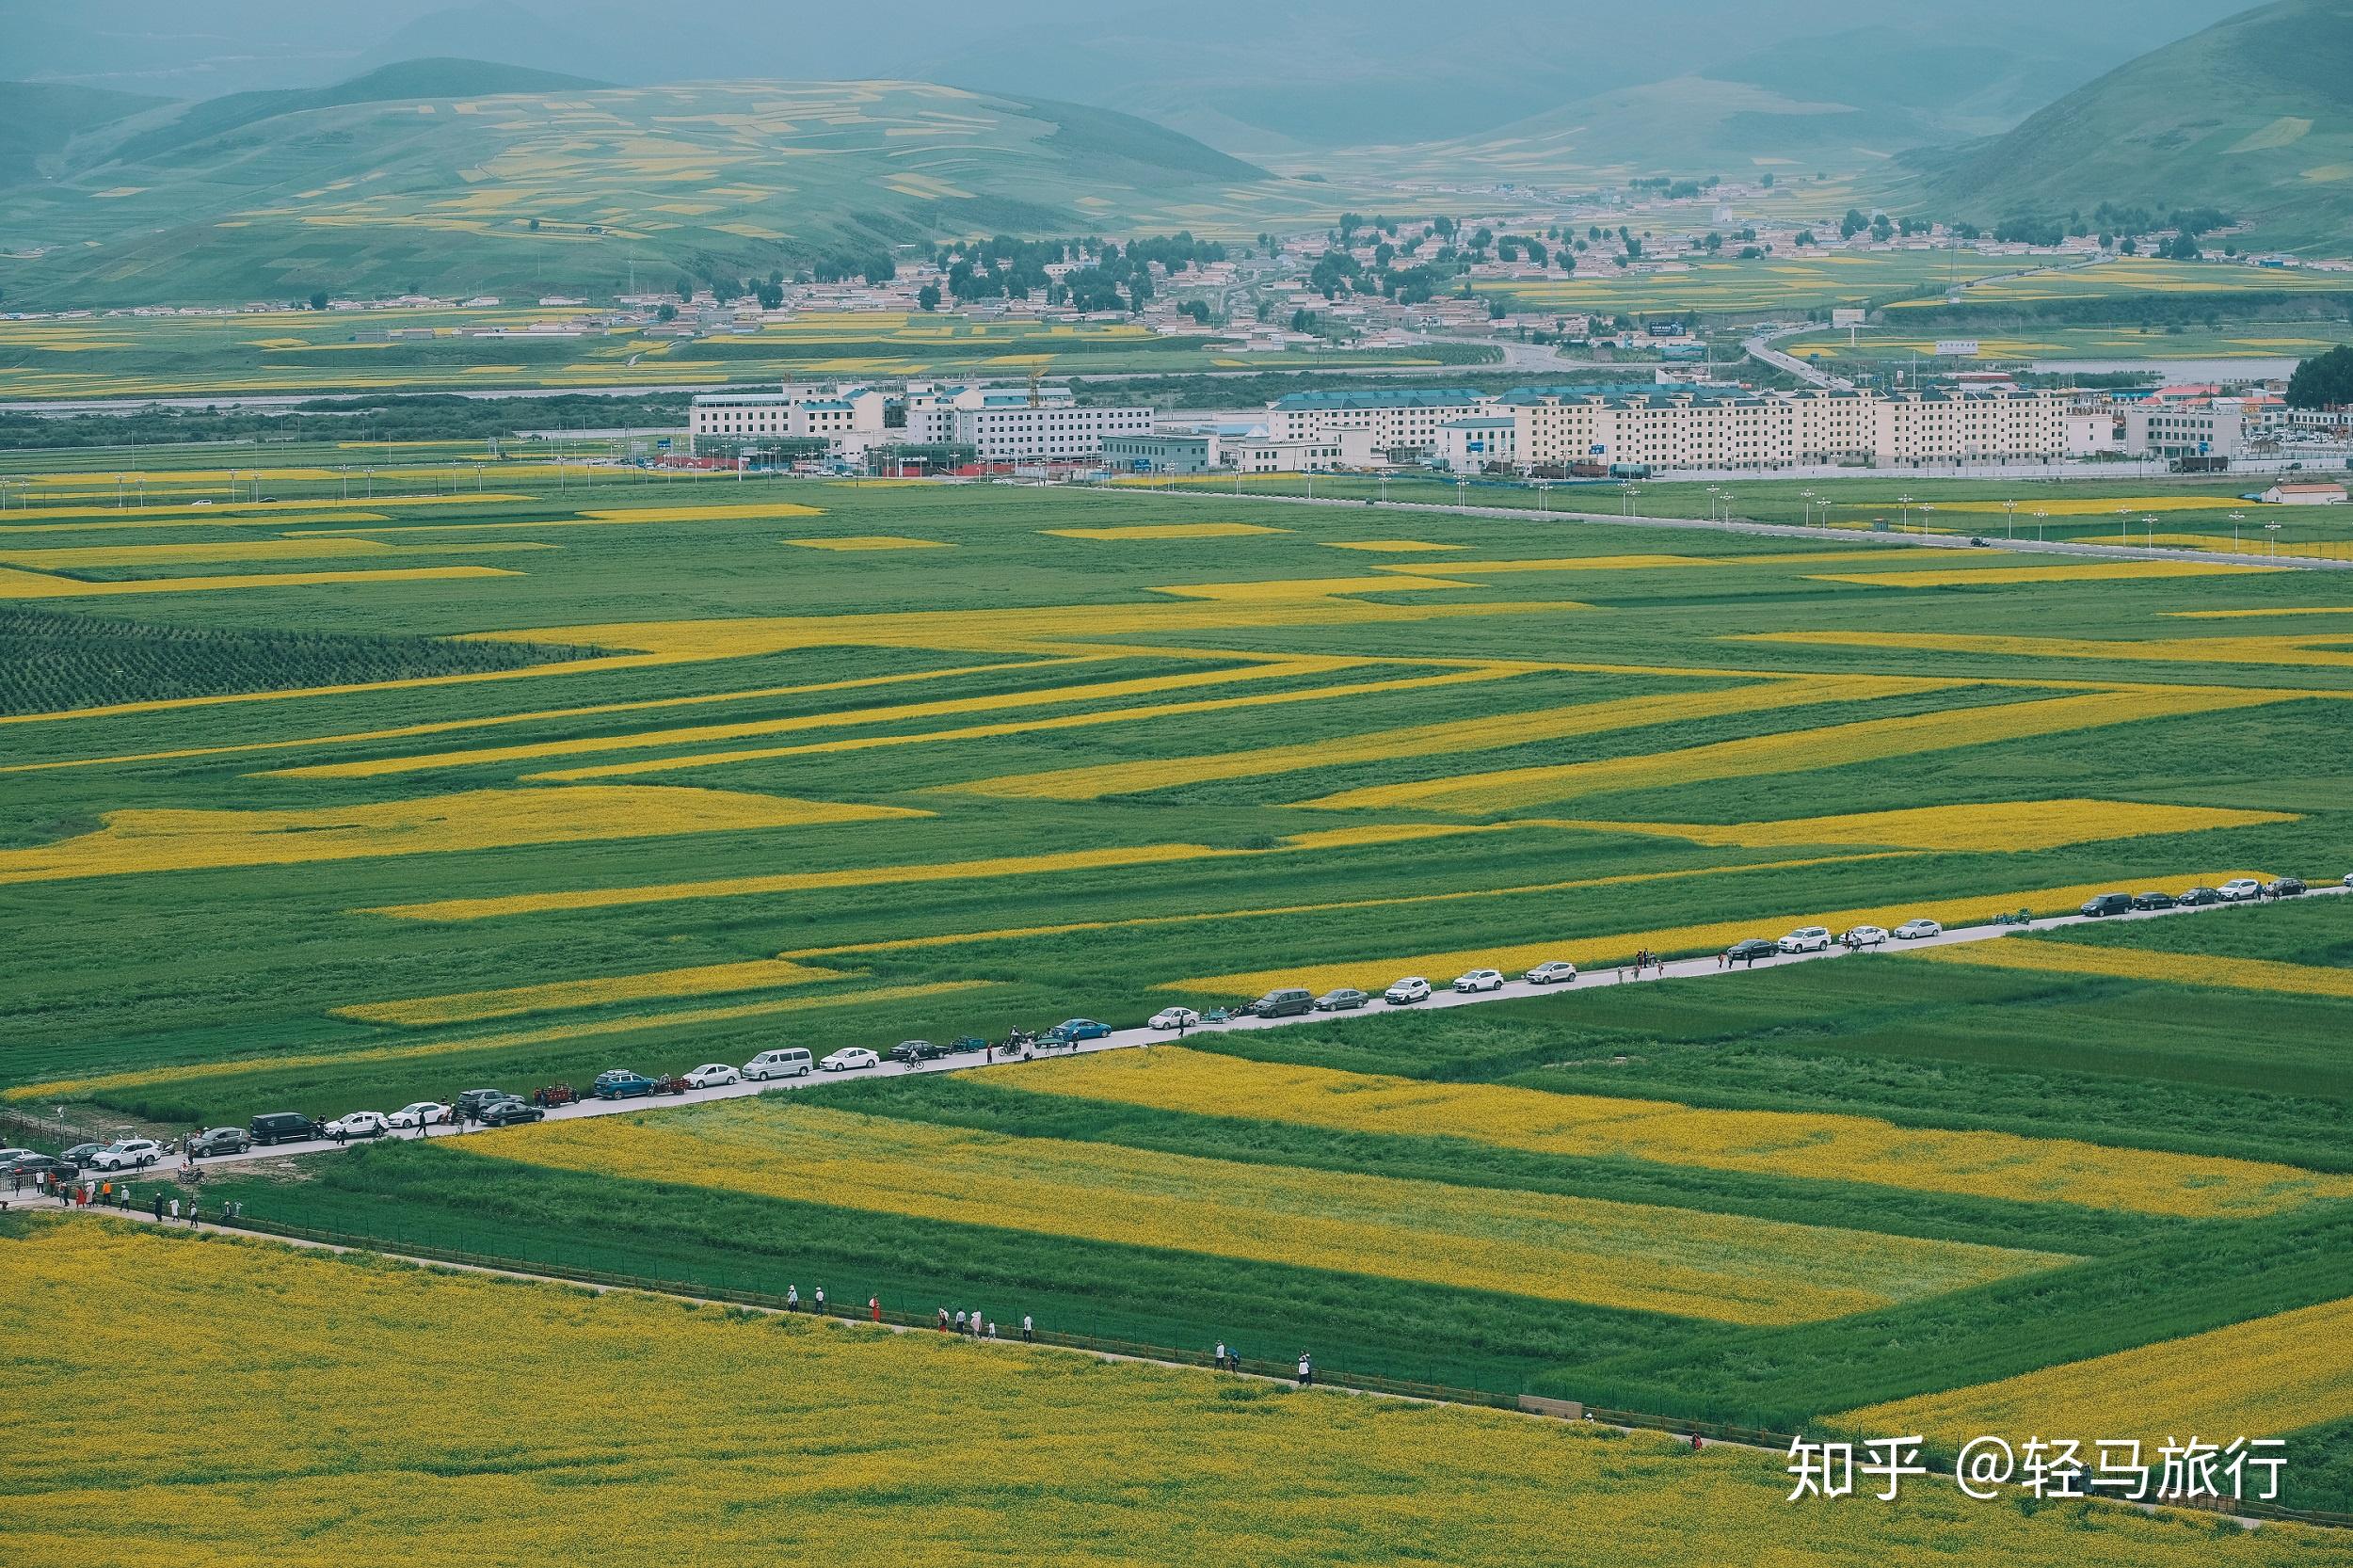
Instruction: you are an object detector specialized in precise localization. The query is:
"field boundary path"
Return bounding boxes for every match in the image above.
[1083,480,2353,569]
[96,887,2347,1175]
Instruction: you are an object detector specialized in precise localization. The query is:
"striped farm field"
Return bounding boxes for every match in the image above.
[13,467,2353,1516]
[1838,1293,2353,1454]
[1809,561,2285,589]
[18,1224,2342,1568]
[997,1048,2353,1219]
[463,1099,2070,1324]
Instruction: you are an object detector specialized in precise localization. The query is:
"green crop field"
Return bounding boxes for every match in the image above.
[0,306,1487,403]
[1473,251,2021,317]
[10,461,2353,1537]
[1783,322,2353,365]
[1890,259,2353,310]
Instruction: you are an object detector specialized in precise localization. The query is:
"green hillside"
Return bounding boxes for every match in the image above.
[0,82,165,185]
[0,66,1313,309]
[1907,0,2353,249]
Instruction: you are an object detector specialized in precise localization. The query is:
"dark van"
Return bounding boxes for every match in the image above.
[2080,892,2134,918]
[248,1112,317,1146]
[1249,988,1316,1017]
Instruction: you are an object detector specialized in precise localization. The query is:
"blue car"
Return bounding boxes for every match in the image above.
[1045,1018,1112,1044]
[593,1069,657,1100]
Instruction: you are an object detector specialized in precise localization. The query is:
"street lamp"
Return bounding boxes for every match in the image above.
[2115,504,2130,546]
[1897,492,1914,531]
[2265,520,2281,559]
[1536,480,1551,515]
[2142,513,2158,550]
[2230,511,2245,553]
[2034,508,2047,542]
[1917,503,1934,535]
[1800,488,1817,527]
[2003,499,2018,539]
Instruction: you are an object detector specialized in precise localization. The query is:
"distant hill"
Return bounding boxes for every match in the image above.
[1907,0,2353,248]
[0,66,1297,308]
[0,82,164,184]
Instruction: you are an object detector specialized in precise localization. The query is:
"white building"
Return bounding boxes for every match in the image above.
[688,384,888,451]
[2262,481,2347,505]
[1436,416,1518,473]
[2065,408,2124,456]
[1224,436,1346,473]
[1265,388,1491,456]
[951,404,1154,463]
[2123,401,2247,460]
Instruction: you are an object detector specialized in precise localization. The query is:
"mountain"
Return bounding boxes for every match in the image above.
[0,66,1300,308]
[1908,0,2353,248]
[0,82,164,184]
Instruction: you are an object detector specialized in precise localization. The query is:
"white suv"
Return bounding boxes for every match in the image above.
[91,1139,165,1171]
[323,1112,389,1140]
[1452,968,1505,993]
[1778,927,1832,954]
[1384,977,1432,1004]
[2219,878,2263,902]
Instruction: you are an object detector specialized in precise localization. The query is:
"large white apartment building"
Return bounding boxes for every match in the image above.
[1264,389,1490,454]
[946,404,1154,462]
[1283,384,2067,473]
[2124,401,2248,460]
[688,383,888,450]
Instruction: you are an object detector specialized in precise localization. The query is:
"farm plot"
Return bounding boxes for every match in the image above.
[13,1221,2341,1568]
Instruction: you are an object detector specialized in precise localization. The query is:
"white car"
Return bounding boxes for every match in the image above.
[2344,872,2353,889]
[1893,919,1943,940]
[1452,968,1506,993]
[1523,961,1578,984]
[324,1112,390,1140]
[90,1138,165,1171]
[1149,1007,1201,1032]
[385,1102,450,1129]
[822,1048,879,1072]
[681,1064,741,1089]
[1777,927,1833,954]
[2219,878,2263,902]
[1384,977,1432,1004]
[1841,925,1889,950]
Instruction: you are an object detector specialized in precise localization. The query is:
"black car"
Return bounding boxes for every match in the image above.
[1723,938,1780,966]
[2079,893,2134,918]
[61,1143,103,1167]
[2131,890,2177,912]
[2265,877,2308,899]
[889,1040,943,1064]
[2176,887,2223,907]
[477,1099,544,1128]
[188,1128,250,1158]
[248,1112,320,1146]
[5,1153,78,1182]
[456,1088,516,1119]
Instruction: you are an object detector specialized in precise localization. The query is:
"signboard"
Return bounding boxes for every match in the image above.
[1831,308,1865,328]
[1934,339,1982,358]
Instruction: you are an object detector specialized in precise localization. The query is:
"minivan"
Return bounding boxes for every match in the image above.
[2080,892,2134,918]
[744,1048,814,1081]
[1249,988,1316,1017]
[248,1112,318,1146]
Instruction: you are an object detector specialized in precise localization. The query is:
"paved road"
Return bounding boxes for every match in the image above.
[99,884,2343,1175]
[1086,480,2353,570]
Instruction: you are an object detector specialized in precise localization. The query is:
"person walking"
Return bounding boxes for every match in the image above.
[1021,1314,1033,1343]
[787,1285,800,1312]
[1296,1352,1313,1388]
[1215,1341,1227,1372]
[869,1295,881,1323]
[152,1190,165,1222]
[813,1287,824,1315]
[954,1309,968,1335]
[937,1307,951,1332]
[986,1320,998,1340]
[168,1196,181,1224]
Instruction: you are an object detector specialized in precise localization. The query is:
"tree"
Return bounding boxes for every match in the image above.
[1761,173,1775,188]
[917,283,941,312]
[1869,214,1894,243]
[1703,232,1722,253]
[2287,345,2353,408]
[676,278,694,302]
[1840,208,1867,240]
[655,302,678,322]
[1795,230,1815,248]
[309,290,328,311]
[527,217,540,232]
[755,280,784,310]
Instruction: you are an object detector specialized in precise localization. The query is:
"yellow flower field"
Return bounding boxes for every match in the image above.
[267,656,1377,779]
[1810,562,2281,589]
[0,537,551,568]
[0,786,920,885]
[332,956,843,1027]
[953,675,1953,801]
[472,1102,2069,1325]
[783,535,949,551]
[0,564,522,600]
[6,980,994,1103]
[1046,522,1290,539]
[1321,538,1465,552]
[11,1224,2328,1568]
[1175,868,2278,1000]
[1737,630,2353,672]
[1908,936,2353,1002]
[1545,798,2293,854]
[1839,1294,2353,1453]
[1304,687,2290,814]
[999,1049,2352,1220]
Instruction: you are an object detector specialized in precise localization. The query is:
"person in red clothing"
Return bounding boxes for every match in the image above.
[869,1295,881,1323]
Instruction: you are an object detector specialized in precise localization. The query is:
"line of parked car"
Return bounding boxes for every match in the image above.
[18,872,2343,1186]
